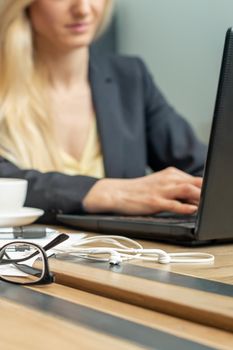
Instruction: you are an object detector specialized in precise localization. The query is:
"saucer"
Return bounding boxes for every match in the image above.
[0,207,44,227]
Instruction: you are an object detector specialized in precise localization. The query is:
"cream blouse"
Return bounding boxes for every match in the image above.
[60,118,105,178]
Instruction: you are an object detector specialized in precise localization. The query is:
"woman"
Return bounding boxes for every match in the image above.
[0,0,206,223]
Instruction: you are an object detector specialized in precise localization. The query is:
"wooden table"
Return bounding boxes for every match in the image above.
[48,227,233,333]
[1,225,232,349]
[1,282,233,350]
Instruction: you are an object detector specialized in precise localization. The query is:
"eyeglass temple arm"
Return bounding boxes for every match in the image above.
[42,233,69,252]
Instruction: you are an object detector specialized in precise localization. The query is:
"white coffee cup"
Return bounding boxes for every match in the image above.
[0,178,28,213]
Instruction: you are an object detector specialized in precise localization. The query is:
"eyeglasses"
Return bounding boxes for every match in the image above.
[0,233,69,285]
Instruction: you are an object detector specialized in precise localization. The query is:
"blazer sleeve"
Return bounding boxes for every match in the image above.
[0,156,98,223]
[138,59,207,176]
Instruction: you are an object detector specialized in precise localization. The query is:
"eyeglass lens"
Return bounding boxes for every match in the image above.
[0,242,45,284]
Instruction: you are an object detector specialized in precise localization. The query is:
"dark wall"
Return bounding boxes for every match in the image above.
[91,15,117,56]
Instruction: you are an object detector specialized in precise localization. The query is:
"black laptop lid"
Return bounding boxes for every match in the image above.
[196,27,233,240]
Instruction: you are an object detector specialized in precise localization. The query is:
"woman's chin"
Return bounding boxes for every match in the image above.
[61,37,94,51]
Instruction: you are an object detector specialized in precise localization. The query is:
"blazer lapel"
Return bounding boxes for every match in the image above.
[89,55,124,178]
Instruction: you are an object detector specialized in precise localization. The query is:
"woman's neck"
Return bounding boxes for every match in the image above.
[35,39,89,89]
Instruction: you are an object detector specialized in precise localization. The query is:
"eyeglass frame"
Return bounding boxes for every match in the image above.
[0,233,69,285]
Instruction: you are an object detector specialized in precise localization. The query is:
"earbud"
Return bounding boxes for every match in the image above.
[109,251,122,265]
[157,254,171,264]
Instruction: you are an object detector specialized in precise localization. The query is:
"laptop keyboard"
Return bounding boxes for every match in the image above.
[113,213,196,225]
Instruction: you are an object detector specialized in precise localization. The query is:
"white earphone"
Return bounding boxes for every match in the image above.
[53,235,215,265]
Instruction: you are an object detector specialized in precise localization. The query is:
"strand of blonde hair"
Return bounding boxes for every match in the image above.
[0,0,113,172]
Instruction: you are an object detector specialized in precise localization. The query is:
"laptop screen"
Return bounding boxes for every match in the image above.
[196,27,233,240]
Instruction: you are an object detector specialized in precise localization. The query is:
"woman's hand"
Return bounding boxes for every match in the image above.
[82,167,203,215]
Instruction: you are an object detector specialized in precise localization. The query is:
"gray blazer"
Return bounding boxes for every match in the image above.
[0,53,206,222]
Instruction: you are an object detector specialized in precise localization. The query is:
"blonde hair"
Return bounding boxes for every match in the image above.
[96,0,115,39]
[0,0,113,172]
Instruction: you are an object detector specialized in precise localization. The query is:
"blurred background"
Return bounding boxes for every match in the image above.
[93,0,233,144]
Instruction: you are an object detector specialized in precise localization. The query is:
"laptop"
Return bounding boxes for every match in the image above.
[57,28,233,244]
